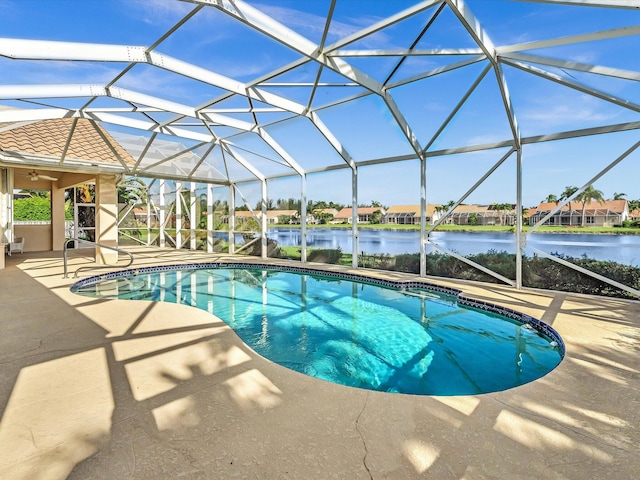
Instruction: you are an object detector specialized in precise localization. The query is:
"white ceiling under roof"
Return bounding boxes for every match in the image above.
[0,0,638,187]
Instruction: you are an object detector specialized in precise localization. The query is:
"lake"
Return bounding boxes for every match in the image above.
[266,228,640,266]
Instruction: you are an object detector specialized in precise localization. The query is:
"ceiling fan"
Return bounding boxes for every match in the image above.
[26,170,58,182]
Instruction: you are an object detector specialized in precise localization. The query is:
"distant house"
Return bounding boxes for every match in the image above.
[384,204,440,225]
[266,209,298,224]
[126,207,160,226]
[232,209,298,224]
[449,204,516,226]
[334,207,385,224]
[310,208,339,224]
[13,191,31,200]
[529,200,627,227]
[629,208,640,221]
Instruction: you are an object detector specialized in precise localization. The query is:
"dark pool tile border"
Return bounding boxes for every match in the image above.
[457,297,565,353]
[71,262,462,296]
[71,261,564,356]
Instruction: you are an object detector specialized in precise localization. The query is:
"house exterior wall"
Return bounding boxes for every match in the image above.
[385,214,417,224]
[96,174,118,264]
[13,223,52,252]
[51,186,66,251]
[450,213,514,226]
[530,211,624,227]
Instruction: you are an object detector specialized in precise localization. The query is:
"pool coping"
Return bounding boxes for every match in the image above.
[5,248,637,480]
[71,261,566,356]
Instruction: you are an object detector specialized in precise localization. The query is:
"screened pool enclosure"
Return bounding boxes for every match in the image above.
[0,0,639,297]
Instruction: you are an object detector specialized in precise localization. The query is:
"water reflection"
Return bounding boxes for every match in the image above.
[73,267,563,396]
[266,228,640,265]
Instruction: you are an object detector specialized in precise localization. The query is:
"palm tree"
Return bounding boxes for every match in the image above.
[560,186,578,225]
[500,202,515,225]
[118,177,147,205]
[544,194,558,204]
[613,192,626,200]
[576,185,604,227]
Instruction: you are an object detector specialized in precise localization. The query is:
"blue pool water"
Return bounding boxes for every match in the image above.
[72,265,563,396]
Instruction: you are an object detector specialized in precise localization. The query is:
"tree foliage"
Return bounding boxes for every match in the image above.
[13,196,51,221]
[576,185,604,227]
[117,178,147,205]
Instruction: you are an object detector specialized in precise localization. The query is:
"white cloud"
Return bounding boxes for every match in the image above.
[521,94,619,128]
[119,0,194,26]
[0,58,124,85]
[116,66,208,103]
[254,3,356,40]
[524,104,614,126]
[253,3,391,48]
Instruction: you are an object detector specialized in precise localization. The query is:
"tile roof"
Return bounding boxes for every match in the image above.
[334,207,384,219]
[451,204,489,213]
[234,210,298,218]
[385,204,439,216]
[312,208,339,216]
[535,199,627,213]
[0,118,135,166]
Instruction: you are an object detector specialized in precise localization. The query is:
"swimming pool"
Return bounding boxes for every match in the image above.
[71,263,564,396]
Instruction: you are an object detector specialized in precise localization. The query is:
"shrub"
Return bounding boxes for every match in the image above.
[620,220,640,228]
[308,248,343,264]
[245,238,281,258]
[394,253,420,273]
[13,196,51,221]
[388,250,640,299]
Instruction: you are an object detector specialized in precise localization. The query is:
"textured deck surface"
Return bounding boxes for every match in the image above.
[1,247,638,479]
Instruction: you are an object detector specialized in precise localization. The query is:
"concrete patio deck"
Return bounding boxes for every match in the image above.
[0,247,638,479]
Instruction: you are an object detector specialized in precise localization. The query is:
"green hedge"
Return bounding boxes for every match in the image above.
[353,250,639,299]
[237,238,639,299]
[13,197,51,221]
[307,247,343,264]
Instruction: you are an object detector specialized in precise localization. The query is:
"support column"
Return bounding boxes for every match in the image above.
[96,174,118,265]
[300,173,307,263]
[190,182,197,251]
[176,181,183,249]
[261,180,267,258]
[0,168,9,268]
[207,184,214,253]
[229,184,235,254]
[352,167,358,268]
[420,156,427,277]
[515,149,523,289]
[159,180,166,248]
[51,183,66,251]
[146,186,151,246]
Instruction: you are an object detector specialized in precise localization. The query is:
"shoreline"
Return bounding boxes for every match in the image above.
[267,224,640,235]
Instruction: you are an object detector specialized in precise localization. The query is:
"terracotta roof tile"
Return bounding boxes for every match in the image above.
[536,199,626,212]
[233,210,298,218]
[335,207,384,218]
[386,204,439,216]
[0,118,135,166]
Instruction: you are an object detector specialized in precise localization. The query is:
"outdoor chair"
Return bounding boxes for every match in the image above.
[9,237,24,255]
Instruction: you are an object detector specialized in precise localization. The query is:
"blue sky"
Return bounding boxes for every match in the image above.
[1,0,639,207]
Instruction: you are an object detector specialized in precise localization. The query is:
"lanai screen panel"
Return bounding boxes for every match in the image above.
[0,0,637,215]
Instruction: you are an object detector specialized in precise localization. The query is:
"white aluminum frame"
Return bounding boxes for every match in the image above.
[1,0,639,296]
